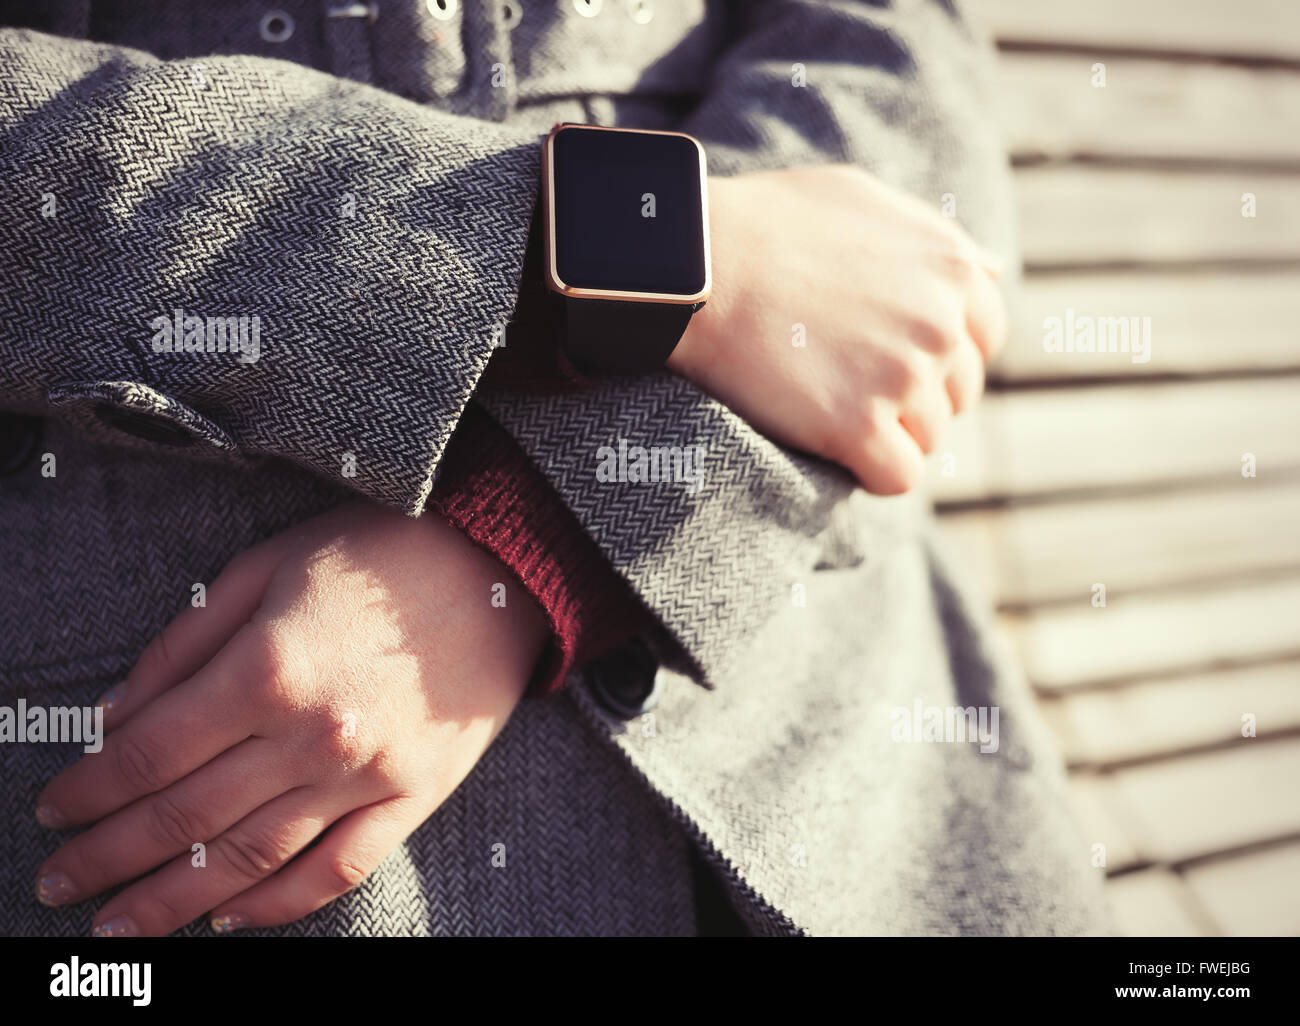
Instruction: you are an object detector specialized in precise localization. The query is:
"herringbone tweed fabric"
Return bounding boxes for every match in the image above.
[0,0,1109,935]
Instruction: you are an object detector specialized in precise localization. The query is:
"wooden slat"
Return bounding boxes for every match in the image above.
[935,481,1300,607]
[1008,578,1300,691]
[967,0,1300,63]
[930,378,1300,504]
[1105,868,1214,936]
[1183,843,1300,935]
[1068,774,1141,872]
[1041,662,1300,767]
[1109,739,1300,863]
[1016,167,1300,266]
[999,54,1300,164]
[994,270,1300,381]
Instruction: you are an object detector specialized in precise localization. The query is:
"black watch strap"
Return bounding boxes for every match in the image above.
[554,294,703,376]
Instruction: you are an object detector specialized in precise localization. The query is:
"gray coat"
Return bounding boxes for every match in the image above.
[0,0,1107,935]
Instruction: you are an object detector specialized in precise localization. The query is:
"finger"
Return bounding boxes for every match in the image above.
[208,794,427,933]
[94,541,281,730]
[89,786,344,938]
[897,375,953,455]
[843,408,927,496]
[944,338,987,417]
[38,626,258,827]
[973,247,1005,280]
[966,266,1009,362]
[36,738,292,907]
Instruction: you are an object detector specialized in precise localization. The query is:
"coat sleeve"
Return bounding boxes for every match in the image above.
[481,0,1017,687]
[0,27,540,514]
[680,0,1015,258]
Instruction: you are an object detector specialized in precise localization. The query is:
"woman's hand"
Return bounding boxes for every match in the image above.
[34,502,548,936]
[670,164,1008,495]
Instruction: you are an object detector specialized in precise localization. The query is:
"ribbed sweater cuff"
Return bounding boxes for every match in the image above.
[428,403,653,698]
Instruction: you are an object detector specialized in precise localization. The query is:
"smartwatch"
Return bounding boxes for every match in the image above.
[540,123,711,376]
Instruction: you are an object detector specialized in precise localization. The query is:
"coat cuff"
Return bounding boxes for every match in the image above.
[427,403,654,697]
[479,191,598,394]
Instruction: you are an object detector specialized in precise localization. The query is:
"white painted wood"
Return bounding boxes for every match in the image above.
[1047,662,1300,766]
[935,481,1300,606]
[967,0,1300,63]
[998,55,1300,164]
[1068,774,1142,872]
[1106,868,1215,936]
[994,271,1300,381]
[930,378,1300,503]
[1183,843,1300,935]
[1007,578,1300,690]
[1109,739,1300,863]
[1016,167,1300,266]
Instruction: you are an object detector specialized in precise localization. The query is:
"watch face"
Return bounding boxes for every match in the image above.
[549,126,708,300]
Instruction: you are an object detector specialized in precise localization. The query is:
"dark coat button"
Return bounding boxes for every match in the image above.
[94,403,195,447]
[0,413,43,476]
[587,638,661,719]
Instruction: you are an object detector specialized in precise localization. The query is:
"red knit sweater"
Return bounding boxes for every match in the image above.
[428,402,652,698]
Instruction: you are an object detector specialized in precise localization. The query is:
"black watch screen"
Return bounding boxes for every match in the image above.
[549,125,708,298]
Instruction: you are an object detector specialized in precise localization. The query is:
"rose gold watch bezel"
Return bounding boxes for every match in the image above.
[541,122,712,305]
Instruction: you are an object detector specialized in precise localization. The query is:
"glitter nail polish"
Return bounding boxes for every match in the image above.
[91,914,138,938]
[96,683,126,714]
[36,872,75,907]
[210,912,249,934]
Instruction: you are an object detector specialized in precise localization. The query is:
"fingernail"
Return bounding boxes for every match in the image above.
[36,871,76,907]
[210,912,249,934]
[92,914,138,938]
[35,804,66,829]
[95,682,126,714]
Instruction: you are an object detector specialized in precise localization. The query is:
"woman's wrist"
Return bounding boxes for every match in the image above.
[667,174,737,380]
[428,404,656,697]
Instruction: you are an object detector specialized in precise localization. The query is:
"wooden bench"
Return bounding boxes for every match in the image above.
[930,0,1300,936]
